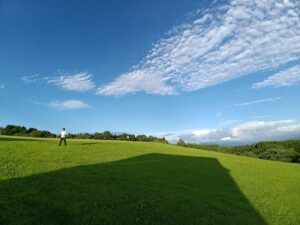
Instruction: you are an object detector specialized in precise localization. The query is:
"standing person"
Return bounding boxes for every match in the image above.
[59,128,67,146]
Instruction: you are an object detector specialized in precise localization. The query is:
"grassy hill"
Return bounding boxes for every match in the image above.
[0,136,299,225]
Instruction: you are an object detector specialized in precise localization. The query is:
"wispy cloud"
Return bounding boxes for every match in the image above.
[47,72,95,92]
[97,0,300,96]
[253,65,300,88]
[215,112,222,118]
[46,100,90,110]
[233,97,281,106]
[22,72,95,92]
[21,74,41,84]
[160,120,300,144]
[0,84,4,89]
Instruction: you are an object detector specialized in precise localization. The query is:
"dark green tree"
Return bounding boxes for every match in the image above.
[136,135,149,142]
[176,139,186,147]
[102,131,114,140]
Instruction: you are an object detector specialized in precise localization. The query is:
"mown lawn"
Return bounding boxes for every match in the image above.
[0,136,299,225]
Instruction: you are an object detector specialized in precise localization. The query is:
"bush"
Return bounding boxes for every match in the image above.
[258,148,298,162]
[136,135,149,142]
[176,139,186,147]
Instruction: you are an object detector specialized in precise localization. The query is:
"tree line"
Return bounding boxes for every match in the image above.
[0,125,55,138]
[176,139,300,163]
[0,125,168,144]
[2,124,299,163]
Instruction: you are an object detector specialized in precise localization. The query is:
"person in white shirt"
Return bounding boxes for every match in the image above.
[59,128,67,146]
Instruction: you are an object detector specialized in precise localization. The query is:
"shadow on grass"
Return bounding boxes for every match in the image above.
[0,154,266,225]
[77,142,99,145]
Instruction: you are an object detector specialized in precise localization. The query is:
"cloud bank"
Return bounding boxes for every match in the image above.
[47,100,90,110]
[161,120,300,145]
[98,0,300,96]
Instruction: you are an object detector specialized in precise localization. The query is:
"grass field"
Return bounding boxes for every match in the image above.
[0,136,299,225]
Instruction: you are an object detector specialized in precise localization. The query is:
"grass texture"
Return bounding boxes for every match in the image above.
[0,136,299,225]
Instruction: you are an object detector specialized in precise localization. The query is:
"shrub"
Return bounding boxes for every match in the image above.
[258,148,298,162]
[176,139,186,147]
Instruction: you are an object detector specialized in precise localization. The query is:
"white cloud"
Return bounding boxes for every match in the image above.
[233,97,281,106]
[47,100,90,110]
[253,65,300,88]
[22,72,95,92]
[97,70,176,96]
[48,72,95,92]
[160,120,300,144]
[98,0,300,96]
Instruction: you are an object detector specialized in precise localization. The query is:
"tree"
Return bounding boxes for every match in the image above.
[176,139,186,147]
[94,132,103,139]
[3,125,27,136]
[160,137,169,144]
[102,131,114,140]
[27,128,38,134]
[117,133,131,141]
[29,130,42,137]
[136,135,148,142]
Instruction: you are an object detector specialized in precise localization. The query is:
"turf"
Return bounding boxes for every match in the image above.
[0,136,299,225]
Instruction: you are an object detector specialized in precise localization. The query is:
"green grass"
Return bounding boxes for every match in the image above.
[0,136,299,225]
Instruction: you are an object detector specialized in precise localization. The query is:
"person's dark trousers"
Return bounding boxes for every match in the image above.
[59,138,67,146]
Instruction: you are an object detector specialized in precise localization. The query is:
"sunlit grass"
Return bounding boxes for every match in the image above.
[0,136,299,225]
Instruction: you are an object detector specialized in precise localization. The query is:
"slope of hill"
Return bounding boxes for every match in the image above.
[0,136,299,225]
[180,139,300,163]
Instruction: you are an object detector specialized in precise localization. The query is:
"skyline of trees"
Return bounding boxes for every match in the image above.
[0,125,168,144]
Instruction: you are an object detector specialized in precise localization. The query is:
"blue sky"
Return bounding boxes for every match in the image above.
[1,0,300,144]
